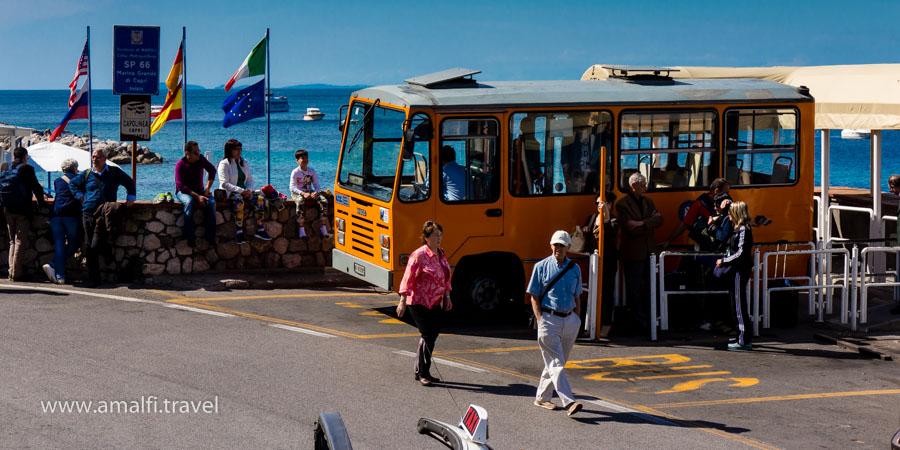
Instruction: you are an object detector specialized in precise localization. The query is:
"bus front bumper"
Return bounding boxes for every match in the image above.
[332,249,393,291]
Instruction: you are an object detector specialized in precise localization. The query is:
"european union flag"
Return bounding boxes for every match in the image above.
[222,79,265,128]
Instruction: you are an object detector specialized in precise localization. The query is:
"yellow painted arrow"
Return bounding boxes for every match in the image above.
[656,377,759,394]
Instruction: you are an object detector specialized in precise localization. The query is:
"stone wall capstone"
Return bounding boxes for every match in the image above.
[0,195,334,283]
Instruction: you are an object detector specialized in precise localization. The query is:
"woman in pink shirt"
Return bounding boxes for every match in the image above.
[396,221,453,386]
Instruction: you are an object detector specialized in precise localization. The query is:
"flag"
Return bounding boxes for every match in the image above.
[224,36,266,91]
[50,39,90,142]
[150,41,184,135]
[49,84,89,142]
[222,79,264,128]
[67,40,89,107]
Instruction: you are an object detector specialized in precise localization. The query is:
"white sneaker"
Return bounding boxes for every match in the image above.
[56,277,65,285]
[42,264,56,283]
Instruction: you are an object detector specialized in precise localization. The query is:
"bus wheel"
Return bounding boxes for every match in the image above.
[469,273,501,313]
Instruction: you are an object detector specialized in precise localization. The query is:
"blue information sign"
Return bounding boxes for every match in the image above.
[112,26,160,96]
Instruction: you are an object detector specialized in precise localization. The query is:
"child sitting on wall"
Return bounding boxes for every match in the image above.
[289,148,330,238]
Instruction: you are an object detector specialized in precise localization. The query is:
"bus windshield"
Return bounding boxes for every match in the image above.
[337,101,406,202]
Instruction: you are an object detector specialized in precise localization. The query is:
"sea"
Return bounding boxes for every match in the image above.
[1,88,898,201]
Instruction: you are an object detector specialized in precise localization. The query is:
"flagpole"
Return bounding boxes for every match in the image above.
[265,28,271,185]
[182,26,187,145]
[87,26,93,155]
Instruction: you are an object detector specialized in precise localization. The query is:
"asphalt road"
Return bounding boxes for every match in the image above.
[2,281,899,449]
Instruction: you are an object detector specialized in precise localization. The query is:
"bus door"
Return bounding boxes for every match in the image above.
[435,117,503,259]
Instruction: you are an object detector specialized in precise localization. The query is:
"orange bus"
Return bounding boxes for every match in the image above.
[331,67,814,326]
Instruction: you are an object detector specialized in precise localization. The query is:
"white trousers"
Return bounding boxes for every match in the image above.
[535,311,581,405]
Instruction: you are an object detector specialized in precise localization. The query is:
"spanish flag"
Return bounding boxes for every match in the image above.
[150,41,184,135]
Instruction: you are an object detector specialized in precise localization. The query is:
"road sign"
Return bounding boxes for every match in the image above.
[113,26,160,96]
[120,95,151,141]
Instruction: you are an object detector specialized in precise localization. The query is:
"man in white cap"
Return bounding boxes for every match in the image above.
[527,230,583,417]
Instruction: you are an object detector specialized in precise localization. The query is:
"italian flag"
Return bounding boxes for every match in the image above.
[224,36,266,91]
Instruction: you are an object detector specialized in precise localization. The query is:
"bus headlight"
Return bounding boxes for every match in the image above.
[381,247,390,263]
[335,218,345,232]
[379,234,390,249]
[337,231,345,245]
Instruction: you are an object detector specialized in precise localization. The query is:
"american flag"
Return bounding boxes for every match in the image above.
[67,40,89,107]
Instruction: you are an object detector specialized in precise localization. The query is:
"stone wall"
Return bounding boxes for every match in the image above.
[0,196,334,282]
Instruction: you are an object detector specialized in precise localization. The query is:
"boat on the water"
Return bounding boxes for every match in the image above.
[266,91,290,112]
[841,128,871,139]
[150,105,162,118]
[303,107,325,121]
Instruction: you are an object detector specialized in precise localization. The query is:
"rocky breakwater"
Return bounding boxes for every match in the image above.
[0,196,334,282]
[15,132,163,165]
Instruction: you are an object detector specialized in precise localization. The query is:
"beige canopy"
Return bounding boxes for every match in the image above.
[582,64,900,130]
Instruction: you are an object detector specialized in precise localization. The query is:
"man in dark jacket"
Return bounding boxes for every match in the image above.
[3,147,49,280]
[69,148,136,287]
[616,172,663,332]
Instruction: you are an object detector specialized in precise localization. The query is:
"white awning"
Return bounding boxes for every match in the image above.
[582,64,900,130]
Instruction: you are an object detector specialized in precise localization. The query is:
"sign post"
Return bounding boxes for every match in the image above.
[119,95,151,180]
[113,25,160,184]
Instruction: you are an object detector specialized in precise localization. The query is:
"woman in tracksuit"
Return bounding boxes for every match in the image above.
[716,201,754,350]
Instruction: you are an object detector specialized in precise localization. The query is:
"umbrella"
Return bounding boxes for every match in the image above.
[25,141,118,172]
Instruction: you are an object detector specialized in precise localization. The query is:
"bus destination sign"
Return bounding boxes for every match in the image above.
[112,26,160,96]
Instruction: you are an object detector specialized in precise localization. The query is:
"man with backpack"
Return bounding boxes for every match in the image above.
[1,147,49,281]
[528,230,583,417]
[69,148,135,287]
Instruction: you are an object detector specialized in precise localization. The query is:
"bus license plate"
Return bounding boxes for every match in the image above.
[353,263,365,277]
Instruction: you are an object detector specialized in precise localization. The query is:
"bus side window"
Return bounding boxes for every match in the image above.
[724,108,798,187]
[510,111,611,197]
[440,118,500,203]
[398,140,431,203]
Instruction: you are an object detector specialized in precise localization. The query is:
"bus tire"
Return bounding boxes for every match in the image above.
[452,254,525,321]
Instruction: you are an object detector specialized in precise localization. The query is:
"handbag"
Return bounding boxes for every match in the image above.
[569,226,586,253]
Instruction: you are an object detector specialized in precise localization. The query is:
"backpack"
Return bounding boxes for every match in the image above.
[0,163,29,209]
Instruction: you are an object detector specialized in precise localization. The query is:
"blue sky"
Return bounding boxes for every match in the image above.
[1,0,898,89]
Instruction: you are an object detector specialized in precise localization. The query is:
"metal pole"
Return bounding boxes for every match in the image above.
[87,26,93,155]
[265,28,271,185]
[872,130,885,279]
[850,245,858,330]
[753,248,760,336]
[182,27,187,145]
[649,254,657,341]
[820,129,830,242]
[131,141,137,181]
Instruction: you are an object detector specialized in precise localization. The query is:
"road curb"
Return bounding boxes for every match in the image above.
[813,333,895,361]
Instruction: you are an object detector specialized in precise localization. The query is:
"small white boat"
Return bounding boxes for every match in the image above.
[150,105,162,118]
[841,128,871,139]
[266,91,290,113]
[303,107,326,121]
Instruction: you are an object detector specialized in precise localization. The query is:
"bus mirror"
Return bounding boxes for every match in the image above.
[401,121,432,161]
[338,104,348,132]
[402,129,416,161]
[339,119,345,132]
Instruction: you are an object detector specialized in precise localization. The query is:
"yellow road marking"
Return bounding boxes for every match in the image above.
[166,299,419,339]
[438,345,542,355]
[149,289,186,299]
[656,377,758,394]
[360,311,386,316]
[568,354,691,369]
[378,318,404,324]
[434,354,775,450]
[670,365,713,370]
[634,371,731,381]
[649,389,900,409]
[336,302,366,308]
[191,292,389,301]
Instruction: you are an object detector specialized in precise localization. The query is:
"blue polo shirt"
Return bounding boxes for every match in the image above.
[441,161,466,201]
[526,255,582,313]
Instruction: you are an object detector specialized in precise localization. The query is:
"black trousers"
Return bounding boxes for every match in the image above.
[81,213,100,283]
[408,304,443,377]
[728,269,752,346]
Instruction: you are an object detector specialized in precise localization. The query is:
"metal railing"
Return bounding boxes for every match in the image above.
[854,246,900,330]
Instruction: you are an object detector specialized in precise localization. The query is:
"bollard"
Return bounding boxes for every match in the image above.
[649,253,657,341]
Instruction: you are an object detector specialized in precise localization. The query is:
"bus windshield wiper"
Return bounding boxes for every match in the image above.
[347,99,380,154]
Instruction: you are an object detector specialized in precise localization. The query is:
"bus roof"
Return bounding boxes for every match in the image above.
[351,78,813,110]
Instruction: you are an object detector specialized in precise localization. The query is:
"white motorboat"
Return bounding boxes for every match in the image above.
[841,128,871,139]
[150,105,162,118]
[303,107,326,121]
[266,91,290,113]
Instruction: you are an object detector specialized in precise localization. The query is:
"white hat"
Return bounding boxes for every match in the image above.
[550,230,571,246]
